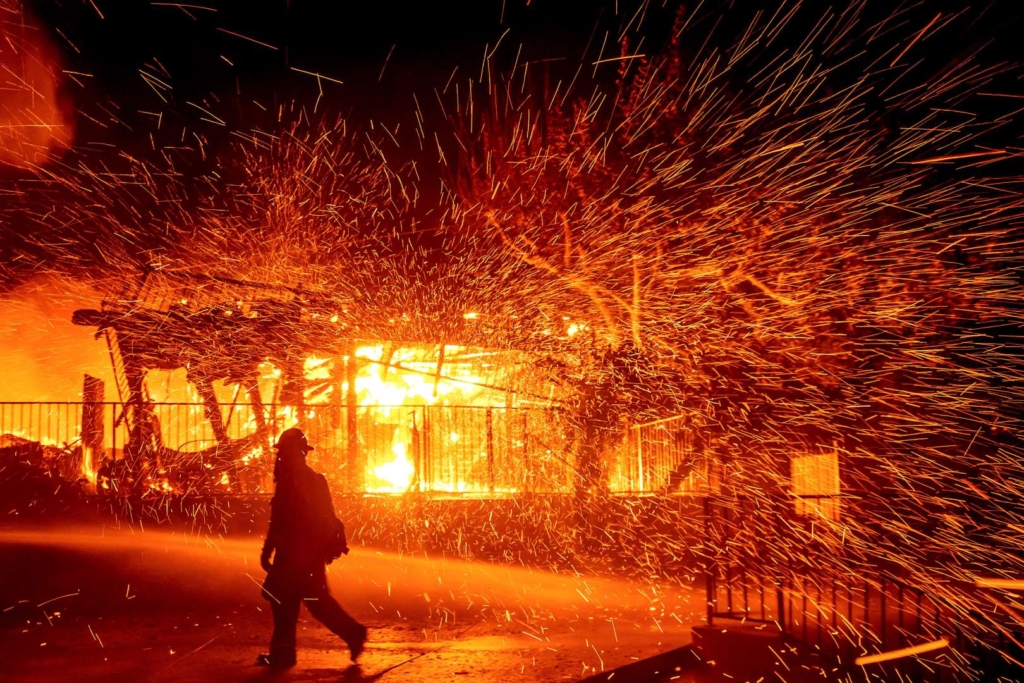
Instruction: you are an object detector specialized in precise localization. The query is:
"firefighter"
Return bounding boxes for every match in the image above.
[257,428,367,668]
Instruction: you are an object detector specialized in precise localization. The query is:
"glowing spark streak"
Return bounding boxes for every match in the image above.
[379,44,395,82]
[753,141,805,157]
[890,13,942,67]
[245,573,278,603]
[290,67,344,86]
[215,27,279,51]
[151,3,217,11]
[185,101,225,126]
[908,150,1008,165]
[976,578,1024,590]
[854,637,950,665]
[36,592,80,607]
[592,54,647,66]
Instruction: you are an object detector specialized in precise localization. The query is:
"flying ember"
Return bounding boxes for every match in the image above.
[0,1,1023,681]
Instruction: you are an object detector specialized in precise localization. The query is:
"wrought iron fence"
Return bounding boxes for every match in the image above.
[0,402,569,495]
[615,414,721,494]
[703,495,1024,681]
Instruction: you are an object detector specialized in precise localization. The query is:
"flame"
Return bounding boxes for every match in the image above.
[566,322,586,337]
[0,6,73,167]
[1,428,60,448]
[87,342,512,495]
[303,355,332,381]
[0,278,111,403]
[279,405,299,430]
[353,344,484,408]
[353,344,491,492]
[147,477,175,494]
[81,446,97,485]
[241,445,265,465]
[372,436,414,491]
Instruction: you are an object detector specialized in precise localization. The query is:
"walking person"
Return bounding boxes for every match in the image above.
[257,428,367,668]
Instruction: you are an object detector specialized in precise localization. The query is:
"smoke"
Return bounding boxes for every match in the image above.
[0,276,110,402]
[0,1,73,168]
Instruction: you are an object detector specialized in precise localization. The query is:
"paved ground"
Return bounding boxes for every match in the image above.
[0,525,701,681]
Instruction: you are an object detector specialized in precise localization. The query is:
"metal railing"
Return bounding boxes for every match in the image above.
[615,414,721,494]
[703,494,1024,681]
[0,401,569,495]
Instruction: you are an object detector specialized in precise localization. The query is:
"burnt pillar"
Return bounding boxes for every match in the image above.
[121,355,158,478]
[246,382,268,442]
[81,374,105,488]
[194,376,229,444]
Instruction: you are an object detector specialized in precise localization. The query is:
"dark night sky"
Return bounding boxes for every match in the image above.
[18,0,1024,167]
[30,1,629,144]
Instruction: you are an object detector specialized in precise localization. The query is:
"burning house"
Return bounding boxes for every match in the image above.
[0,267,720,504]
[62,268,573,497]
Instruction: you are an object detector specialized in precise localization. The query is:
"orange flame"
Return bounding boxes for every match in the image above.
[0,4,73,168]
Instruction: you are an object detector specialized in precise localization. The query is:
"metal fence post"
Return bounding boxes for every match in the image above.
[486,407,495,494]
[636,426,644,492]
[521,410,529,491]
[111,402,117,460]
[705,496,715,627]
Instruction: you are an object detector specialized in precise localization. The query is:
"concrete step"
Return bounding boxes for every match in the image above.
[578,622,832,683]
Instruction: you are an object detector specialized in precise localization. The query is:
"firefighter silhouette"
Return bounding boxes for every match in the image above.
[257,428,367,667]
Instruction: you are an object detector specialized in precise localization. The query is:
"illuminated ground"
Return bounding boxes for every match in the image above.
[0,526,700,681]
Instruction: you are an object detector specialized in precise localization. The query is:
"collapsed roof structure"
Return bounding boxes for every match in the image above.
[71,268,573,495]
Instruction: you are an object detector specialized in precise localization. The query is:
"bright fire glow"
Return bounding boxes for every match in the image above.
[257,343,510,493]
[354,344,489,492]
[81,447,98,485]
[352,344,485,408]
[132,342,517,494]
[373,437,415,491]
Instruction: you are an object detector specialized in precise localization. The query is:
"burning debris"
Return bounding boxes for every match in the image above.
[55,268,571,497]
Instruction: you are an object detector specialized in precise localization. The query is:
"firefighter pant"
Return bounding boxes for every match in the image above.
[269,583,363,659]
